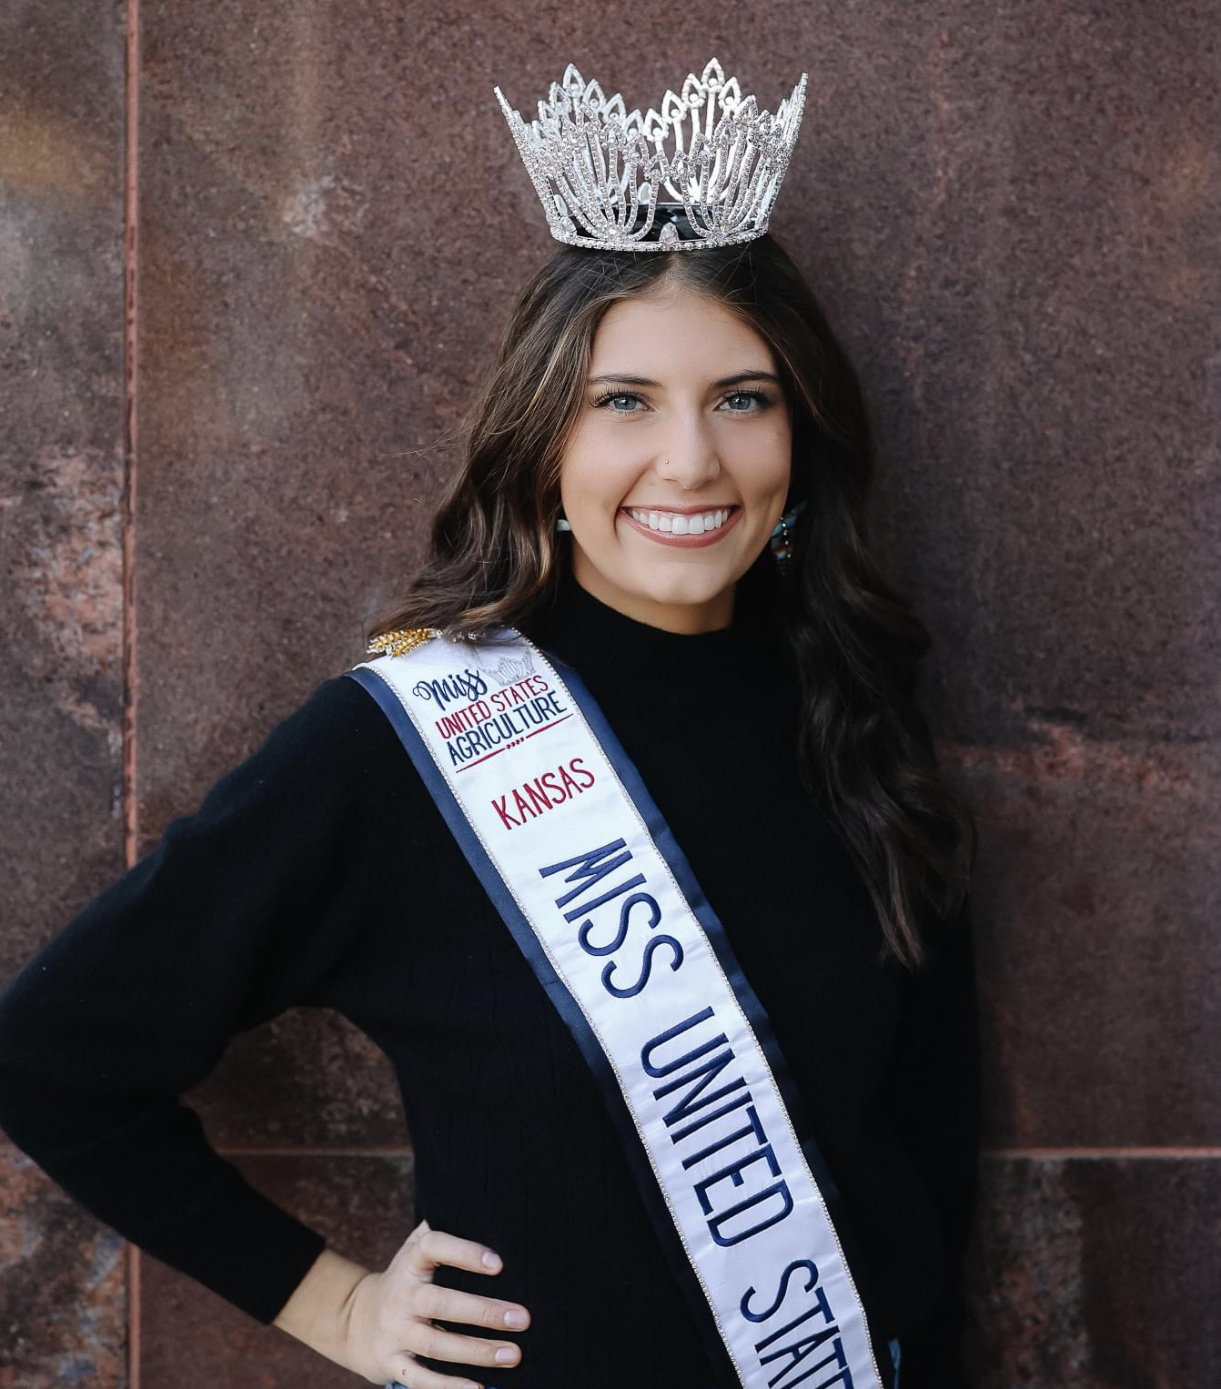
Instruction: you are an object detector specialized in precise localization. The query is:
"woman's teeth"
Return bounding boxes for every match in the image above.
[626,507,732,536]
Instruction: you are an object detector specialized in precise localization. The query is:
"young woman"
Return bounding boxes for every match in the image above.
[0,67,980,1389]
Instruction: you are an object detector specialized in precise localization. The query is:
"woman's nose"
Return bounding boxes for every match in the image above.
[655,424,721,489]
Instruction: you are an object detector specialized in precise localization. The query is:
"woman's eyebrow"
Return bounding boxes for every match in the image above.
[587,370,782,388]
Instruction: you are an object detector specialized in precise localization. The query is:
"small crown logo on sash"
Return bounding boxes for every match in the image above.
[490,651,536,686]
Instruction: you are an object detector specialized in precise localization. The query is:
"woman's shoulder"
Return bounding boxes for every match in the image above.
[284,665,454,853]
[175,665,424,835]
[256,666,404,763]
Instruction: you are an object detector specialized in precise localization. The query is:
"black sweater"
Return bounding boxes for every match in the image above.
[0,570,981,1389]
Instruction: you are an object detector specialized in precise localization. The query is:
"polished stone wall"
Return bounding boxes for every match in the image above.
[1,2,1217,1384]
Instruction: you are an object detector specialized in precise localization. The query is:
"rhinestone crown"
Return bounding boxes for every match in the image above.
[493,57,808,253]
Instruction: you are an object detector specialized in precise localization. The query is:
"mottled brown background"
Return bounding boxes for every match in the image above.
[1,1,1218,1385]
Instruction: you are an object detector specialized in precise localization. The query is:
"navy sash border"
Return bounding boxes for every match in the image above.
[344,652,894,1389]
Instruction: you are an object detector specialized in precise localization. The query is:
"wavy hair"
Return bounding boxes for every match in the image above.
[365,236,977,972]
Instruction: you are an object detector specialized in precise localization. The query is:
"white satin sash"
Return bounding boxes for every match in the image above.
[345,627,884,1389]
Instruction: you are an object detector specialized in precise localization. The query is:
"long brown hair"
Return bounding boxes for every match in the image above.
[365,236,977,972]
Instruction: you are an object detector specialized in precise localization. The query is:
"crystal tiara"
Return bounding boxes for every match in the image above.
[493,58,808,253]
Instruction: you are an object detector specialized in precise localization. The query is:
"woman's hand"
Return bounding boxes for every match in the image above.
[344,1219,532,1388]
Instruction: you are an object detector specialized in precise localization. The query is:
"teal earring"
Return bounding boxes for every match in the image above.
[556,515,572,532]
[769,500,807,575]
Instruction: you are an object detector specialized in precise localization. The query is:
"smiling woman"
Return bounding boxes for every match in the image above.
[339,233,982,1387]
[0,63,981,1389]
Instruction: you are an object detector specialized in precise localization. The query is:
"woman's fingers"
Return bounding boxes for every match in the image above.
[371,1220,532,1387]
[404,1316,523,1370]
[410,1281,530,1333]
[384,1285,526,1389]
[398,1225,506,1280]
[384,1359,485,1389]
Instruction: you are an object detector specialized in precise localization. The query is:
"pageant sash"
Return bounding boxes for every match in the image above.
[344,629,885,1389]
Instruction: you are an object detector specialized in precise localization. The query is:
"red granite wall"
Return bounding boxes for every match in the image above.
[1,2,1217,1385]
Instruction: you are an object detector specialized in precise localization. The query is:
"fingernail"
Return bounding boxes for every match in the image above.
[495,1347,518,1364]
[482,1250,501,1268]
[504,1309,528,1328]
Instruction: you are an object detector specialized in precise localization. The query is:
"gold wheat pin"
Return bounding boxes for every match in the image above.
[365,627,439,659]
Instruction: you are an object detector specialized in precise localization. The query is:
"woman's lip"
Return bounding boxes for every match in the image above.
[620,502,739,515]
[617,505,743,548]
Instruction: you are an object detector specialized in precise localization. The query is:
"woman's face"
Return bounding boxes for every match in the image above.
[557,284,792,633]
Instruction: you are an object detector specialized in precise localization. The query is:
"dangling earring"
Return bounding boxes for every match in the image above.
[769,500,807,576]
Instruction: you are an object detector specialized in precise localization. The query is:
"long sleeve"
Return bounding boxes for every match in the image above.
[882,893,983,1388]
[0,673,389,1325]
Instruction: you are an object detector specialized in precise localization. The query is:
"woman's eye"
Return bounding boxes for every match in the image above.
[592,389,771,414]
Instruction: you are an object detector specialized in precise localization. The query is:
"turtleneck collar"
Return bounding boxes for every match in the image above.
[520,554,790,694]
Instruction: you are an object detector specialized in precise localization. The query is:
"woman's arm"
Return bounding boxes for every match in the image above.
[0,673,392,1326]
